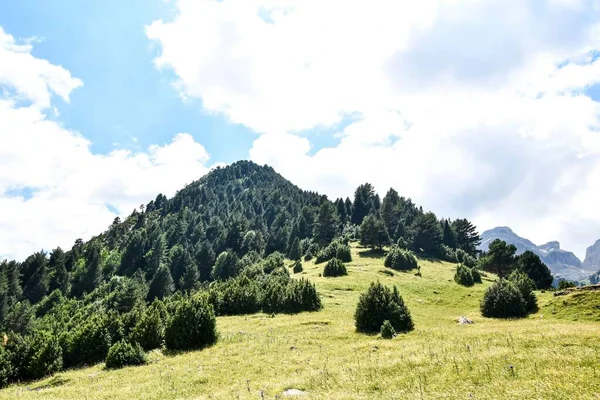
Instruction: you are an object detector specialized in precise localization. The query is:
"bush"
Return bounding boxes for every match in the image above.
[261,252,285,274]
[64,316,111,367]
[558,280,576,290]
[323,258,347,277]
[315,241,352,264]
[26,331,63,380]
[455,249,477,268]
[213,276,261,316]
[380,320,395,339]
[105,340,146,369]
[384,246,418,271]
[130,305,165,351]
[480,279,527,318]
[262,278,322,314]
[212,251,241,281]
[471,267,482,283]
[508,270,537,312]
[303,251,313,262]
[165,295,218,351]
[355,282,414,333]
[293,260,303,274]
[439,245,457,262]
[454,264,474,286]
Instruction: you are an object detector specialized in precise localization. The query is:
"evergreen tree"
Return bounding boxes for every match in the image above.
[351,183,376,225]
[441,220,456,249]
[195,241,216,282]
[179,262,199,292]
[313,201,339,247]
[381,188,401,238]
[452,219,481,257]
[288,237,301,260]
[517,251,553,289]
[360,215,390,250]
[145,235,166,280]
[48,248,69,294]
[169,245,194,288]
[479,239,517,278]
[147,263,175,301]
[409,212,443,255]
[212,251,241,281]
[82,242,102,294]
[23,252,49,304]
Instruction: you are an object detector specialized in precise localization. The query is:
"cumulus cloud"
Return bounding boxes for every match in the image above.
[0,27,212,260]
[147,0,600,259]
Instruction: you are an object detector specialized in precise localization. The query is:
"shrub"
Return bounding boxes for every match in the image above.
[165,295,218,351]
[105,340,146,369]
[130,305,165,351]
[316,241,352,264]
[439,245,457,262]
[212,251,241,281]
[323,258,347,277]
[454,264,474,286]
[455,249,477,268]
[261,252,285,274]
[215,276,261,316]
[26,331,63,380]
[558,280,576,290]
[293,260,303,274]
[384,246,418,271]
[355,282,414,333]
[283,279,322,313]
[508,270,537,312]
[380,320,395,339]
[396,237,408,249]
[471,267,482,283]
[303,251,313,262]
[65,316,111,367]
[480,279,527,318]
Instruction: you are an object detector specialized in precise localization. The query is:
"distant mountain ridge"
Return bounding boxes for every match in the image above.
[478,227,595,282]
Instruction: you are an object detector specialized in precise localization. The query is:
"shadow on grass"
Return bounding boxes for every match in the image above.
[358,249,387,258]
[30,375,70,390]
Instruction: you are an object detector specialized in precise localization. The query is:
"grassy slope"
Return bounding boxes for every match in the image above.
[2,245,600,400]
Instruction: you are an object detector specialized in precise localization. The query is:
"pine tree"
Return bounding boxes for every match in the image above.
[442,220,456,249]
[409,212,443,255]
[381,188,401,238]
[23,252,49,304]
[196,241,216,282]
[360,215,390,250]
[147,263,175,301]
[351,183,376,225]
[48,247,69,294]
[288,237,301,260]
[82,242,102,294]
[452,219,481,257]
[313,201,339,246]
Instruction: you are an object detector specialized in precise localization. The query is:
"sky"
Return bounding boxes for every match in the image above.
[1,0,600,261]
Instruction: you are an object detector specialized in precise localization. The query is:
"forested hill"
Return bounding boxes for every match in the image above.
[0,160,480,323]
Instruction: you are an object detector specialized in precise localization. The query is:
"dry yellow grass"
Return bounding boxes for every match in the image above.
[2,245,599,399]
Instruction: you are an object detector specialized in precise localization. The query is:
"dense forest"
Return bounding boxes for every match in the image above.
[0,160,483,385]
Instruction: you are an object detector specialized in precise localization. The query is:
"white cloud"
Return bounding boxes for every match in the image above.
[148,0,600,259]
[0,27,212,260]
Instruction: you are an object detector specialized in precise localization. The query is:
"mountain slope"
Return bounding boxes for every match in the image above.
[478,227,593,281]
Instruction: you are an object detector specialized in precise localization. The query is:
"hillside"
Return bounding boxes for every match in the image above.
[478,227,593,281]
[1,245,599,399]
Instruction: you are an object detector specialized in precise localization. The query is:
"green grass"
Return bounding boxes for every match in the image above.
[541,289,600,322]
[3,244,600,399]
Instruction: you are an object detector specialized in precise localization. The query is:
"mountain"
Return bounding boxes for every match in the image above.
[478,227,594,281]
[583,239,600,272]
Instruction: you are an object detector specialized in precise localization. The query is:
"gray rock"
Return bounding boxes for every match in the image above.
[283,389,307,397]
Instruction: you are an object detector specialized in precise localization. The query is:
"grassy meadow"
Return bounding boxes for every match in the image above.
[2,244,599,399]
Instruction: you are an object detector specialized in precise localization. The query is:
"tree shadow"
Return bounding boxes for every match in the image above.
[29,375,70,390]
[358,249,387,259]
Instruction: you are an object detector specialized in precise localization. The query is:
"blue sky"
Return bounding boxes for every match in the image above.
[0,0,256,162]
[1,0,600,261]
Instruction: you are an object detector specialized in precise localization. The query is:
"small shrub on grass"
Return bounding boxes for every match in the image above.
[64,316,111,367]
[480,279,527,318]
[508,270,537,312]
[558,280,576,290]
[355,282,414,334]
[384,246,418,271]
[471,267,482,283]
[303,251,313,262]
[105,340,146,369]
[26,331,63,380]
[165,295,218,351]
[380,320,395,339]
[316,241,352,264]
[130,305,165,351]
[454,264,474,286]
[323,258,347,277]
[293,260,303,274]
